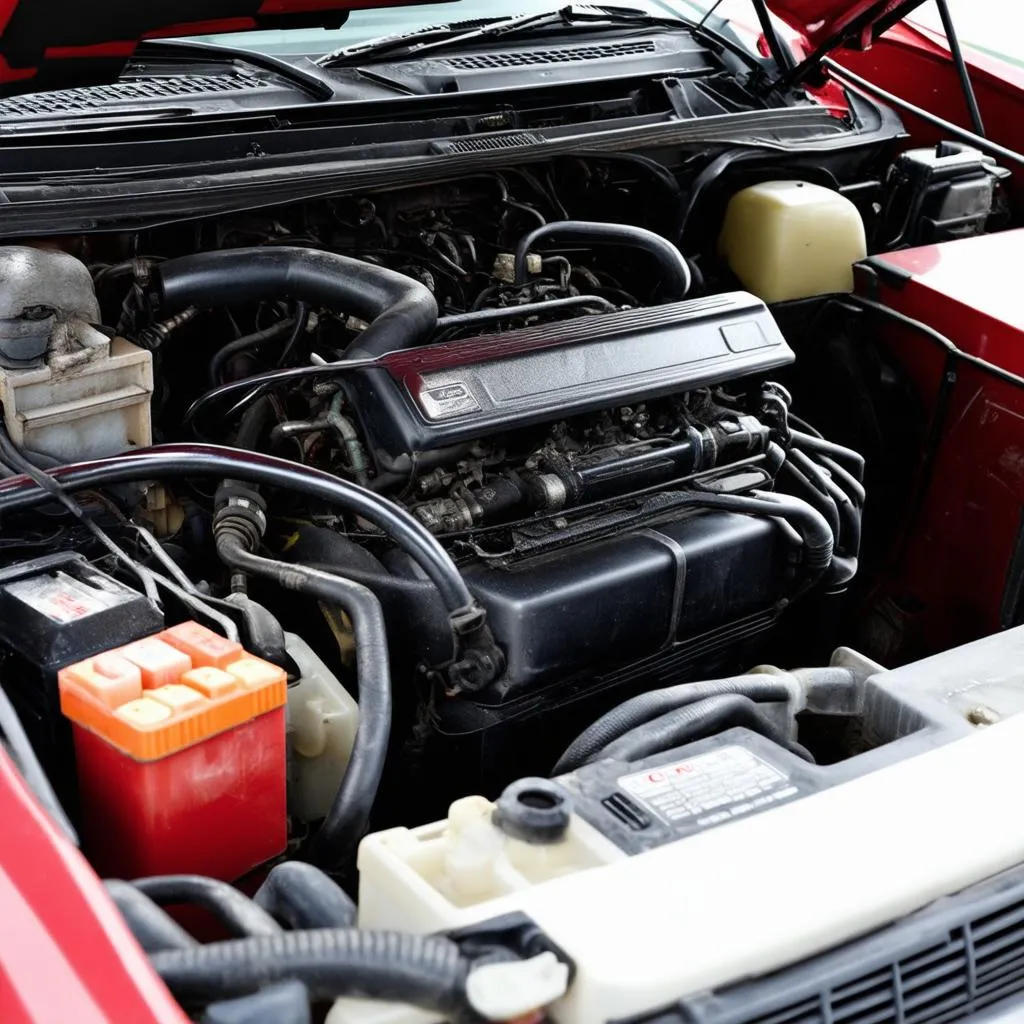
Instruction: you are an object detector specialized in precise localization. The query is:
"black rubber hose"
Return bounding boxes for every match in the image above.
[234,396,277,452]
[788,449,861,590]
[782,454,856,588]
[185,357,381,436]
[254,862,357,930]
[554,675,793,774]
[150,930,472,1013]
[0,444,476,613]
[819,454,867,508]
[782,459,841,542]
[209,317,296,387]
[652,489,833,579]
[572,152,686,241]
[277,302,311,367]
[216,536,391,871]
[296,562,452,665]
[513,221,692,300]
[283,527,452,660]
[735,491,835,575]
[789,429,866,483]
[132,876,282,938]
[104,880,197,954]
[154,247,438,360]
[791,448,862,556]
[599,694,797,765]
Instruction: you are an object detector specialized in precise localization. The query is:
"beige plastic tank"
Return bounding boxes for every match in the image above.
[718,180,867,303]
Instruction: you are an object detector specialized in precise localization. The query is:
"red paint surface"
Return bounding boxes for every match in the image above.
[768,0,924,47]
[864,230,1024,658]
[0,749,186,1024]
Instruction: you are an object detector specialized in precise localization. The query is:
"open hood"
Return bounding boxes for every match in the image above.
[0,0,930,94]
[0,0,444,91]
[765,0,929,56]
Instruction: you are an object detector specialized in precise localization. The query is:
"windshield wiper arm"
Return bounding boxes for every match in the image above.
[318,5,689,68]
[135,38,336,101]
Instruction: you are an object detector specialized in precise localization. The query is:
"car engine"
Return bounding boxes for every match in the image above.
[0,162,872,809]
[0,140,1008,1021]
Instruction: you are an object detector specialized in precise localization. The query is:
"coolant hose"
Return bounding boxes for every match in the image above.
[153,247,438,360]
[599,693,799,765]
[0,444,476,613]
[514,221,692,300]
[284,526,453,663]
[254,862,357,929]
[104,880,197,954]
[554,675,793,774]
[132,875,282,938]
[215,535,391,870]
[149,930,472,1013]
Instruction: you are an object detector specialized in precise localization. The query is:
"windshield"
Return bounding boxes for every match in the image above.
[191,1,722,57]
[908,2,1024,69]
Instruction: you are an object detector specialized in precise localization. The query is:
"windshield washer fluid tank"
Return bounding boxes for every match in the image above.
[719,181,867,303]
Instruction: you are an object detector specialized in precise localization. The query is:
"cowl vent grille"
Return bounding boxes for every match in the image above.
[738,894,1024,1024]
[431,132,546,155]
[440,40,657,70]
[0,74,266,118]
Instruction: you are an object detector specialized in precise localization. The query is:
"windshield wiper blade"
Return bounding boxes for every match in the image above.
[318,4,689,68]
[135,38,336,101]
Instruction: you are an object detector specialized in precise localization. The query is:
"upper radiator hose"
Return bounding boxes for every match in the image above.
[152,247,438,359]
[514,221,693,300]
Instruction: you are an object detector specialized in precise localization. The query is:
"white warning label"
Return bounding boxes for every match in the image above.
[618,746,798,828]
[7,572,120,624]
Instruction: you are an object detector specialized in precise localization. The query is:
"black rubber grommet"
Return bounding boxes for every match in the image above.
[492,778,572,845]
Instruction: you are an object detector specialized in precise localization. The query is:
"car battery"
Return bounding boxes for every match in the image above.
[58,621,287,881]
[0,552,164,788]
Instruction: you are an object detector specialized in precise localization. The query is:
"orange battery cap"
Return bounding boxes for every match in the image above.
[182,666,239,700]
[58,623,287,762]
[227,657,287,691]
[118,637,192,689]
[59,654,143,711]
[161,622,244,670]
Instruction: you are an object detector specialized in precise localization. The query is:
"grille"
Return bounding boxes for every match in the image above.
[431,132,545,155]
[0,74,266,118]
[741,895,1024,1024]
[440,40,657,70]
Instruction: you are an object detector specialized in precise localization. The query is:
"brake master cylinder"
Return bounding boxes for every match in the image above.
[0,246,153,461]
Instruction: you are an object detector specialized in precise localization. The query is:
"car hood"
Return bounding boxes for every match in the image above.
[0,0,929,92]
[765,0,928,51]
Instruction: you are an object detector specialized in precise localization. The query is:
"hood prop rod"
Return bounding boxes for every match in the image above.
[934,0,986,138]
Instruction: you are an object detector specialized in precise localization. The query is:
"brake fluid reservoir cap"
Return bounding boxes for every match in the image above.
[493,778,572,845]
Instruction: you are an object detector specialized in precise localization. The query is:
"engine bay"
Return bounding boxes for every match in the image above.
[0,132,1018,1022]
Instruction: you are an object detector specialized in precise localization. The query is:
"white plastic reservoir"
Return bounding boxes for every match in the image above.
[719,180,867,303]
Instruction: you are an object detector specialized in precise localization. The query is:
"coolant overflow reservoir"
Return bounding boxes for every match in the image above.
[719,181,867,303]
[0,246,154,462]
